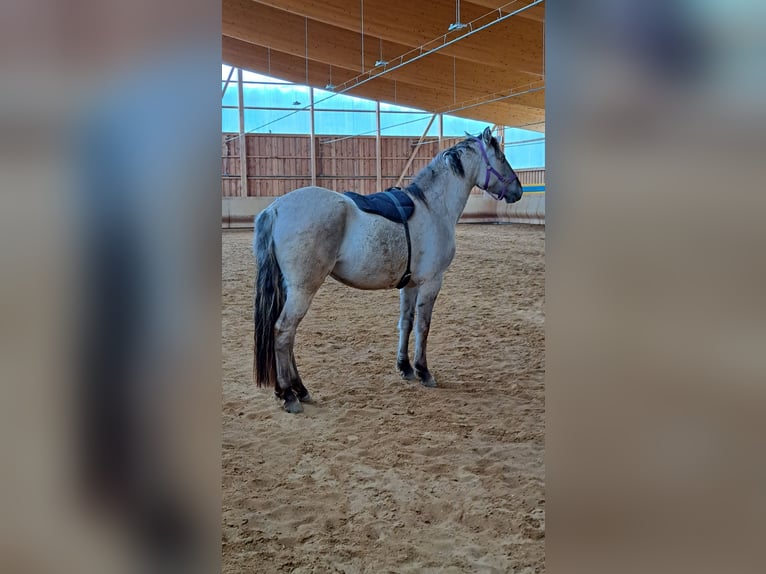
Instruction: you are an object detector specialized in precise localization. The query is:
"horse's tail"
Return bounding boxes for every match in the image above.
[253,208,285,388]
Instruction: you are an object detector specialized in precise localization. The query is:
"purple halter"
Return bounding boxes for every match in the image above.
[469,137,519,201]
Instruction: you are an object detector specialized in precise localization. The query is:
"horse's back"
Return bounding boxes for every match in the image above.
[271,185,343,209]
[269,186,349,228]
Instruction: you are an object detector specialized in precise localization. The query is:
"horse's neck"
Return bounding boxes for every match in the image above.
[425,168,477,226]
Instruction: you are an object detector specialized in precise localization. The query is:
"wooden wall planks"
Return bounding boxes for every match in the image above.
[222,134,543,198]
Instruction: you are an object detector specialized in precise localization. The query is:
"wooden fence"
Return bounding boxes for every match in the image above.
[222,133,544,198]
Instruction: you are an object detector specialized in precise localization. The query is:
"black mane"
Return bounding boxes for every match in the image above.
[405,182,427,204]
[441,135,499,178]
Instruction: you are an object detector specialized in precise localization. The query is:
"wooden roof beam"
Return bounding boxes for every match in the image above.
[236,0,543,75]
[223,37,545,130]
[223,34,544,112]
[469,0,545,23]
[223,0,543,107]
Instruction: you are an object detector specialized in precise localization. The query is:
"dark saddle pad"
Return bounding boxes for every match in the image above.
[343,188,414,223]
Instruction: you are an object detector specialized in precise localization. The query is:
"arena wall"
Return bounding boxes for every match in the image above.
[222,134,545,227]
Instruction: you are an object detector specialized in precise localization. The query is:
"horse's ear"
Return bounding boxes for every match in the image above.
[482,126,492,144]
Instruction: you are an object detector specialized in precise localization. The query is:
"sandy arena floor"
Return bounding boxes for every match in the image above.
[222,224,545,573]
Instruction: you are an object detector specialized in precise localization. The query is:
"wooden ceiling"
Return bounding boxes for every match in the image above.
[222,0,545,132]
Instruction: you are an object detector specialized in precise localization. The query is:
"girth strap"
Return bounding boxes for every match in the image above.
[383,191,412,289]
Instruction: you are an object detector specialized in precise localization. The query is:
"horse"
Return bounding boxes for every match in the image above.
[253,127,523,413]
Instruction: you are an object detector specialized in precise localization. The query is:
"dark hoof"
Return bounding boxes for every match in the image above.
[398,359,416,380]
[298,391,314,403]
[284,400,303,414]
[415,367,437,388]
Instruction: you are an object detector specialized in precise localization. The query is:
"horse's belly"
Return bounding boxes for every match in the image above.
[331,216,407,290]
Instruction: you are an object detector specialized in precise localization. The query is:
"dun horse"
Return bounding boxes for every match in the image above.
[254,127,523,413]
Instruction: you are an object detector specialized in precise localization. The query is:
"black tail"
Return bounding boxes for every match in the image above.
[253,209,285,388]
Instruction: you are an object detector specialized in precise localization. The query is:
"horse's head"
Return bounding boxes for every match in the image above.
[468,127,523,204]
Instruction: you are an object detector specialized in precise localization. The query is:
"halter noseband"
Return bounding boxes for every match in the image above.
[469,137,519,201]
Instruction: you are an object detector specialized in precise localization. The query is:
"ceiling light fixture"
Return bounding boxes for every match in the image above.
[449,0,467,31]
[375,39,388,66]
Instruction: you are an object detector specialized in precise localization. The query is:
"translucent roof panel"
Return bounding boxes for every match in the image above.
[220,68,545,167]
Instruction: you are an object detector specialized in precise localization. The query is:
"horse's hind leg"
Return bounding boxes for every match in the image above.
[397,285,419,380]
[274,288,316,413]
[289,350,312,403]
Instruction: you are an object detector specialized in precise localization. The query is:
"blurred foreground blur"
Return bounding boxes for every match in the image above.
[0,1,220,573]
[547,1,766,573]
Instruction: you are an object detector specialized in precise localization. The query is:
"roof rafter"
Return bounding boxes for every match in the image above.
[223,36,545,130]
[221,0,545,132]
[236,0,543,75]
[223,1,543,109]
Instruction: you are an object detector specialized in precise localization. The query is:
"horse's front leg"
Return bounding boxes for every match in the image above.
[397,285,419,380]
[413,276,443,387]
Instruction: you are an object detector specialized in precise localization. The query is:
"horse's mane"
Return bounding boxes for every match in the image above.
[403,181,428,205]
[405,135,501,205]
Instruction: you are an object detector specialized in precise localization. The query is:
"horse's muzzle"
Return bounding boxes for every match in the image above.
[504,180,523,203]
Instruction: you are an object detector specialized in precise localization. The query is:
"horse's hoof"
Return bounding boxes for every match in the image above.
[397,359,416,381]
[298,391,314,403]
[420,378,437,388]
[284,400,304,413]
